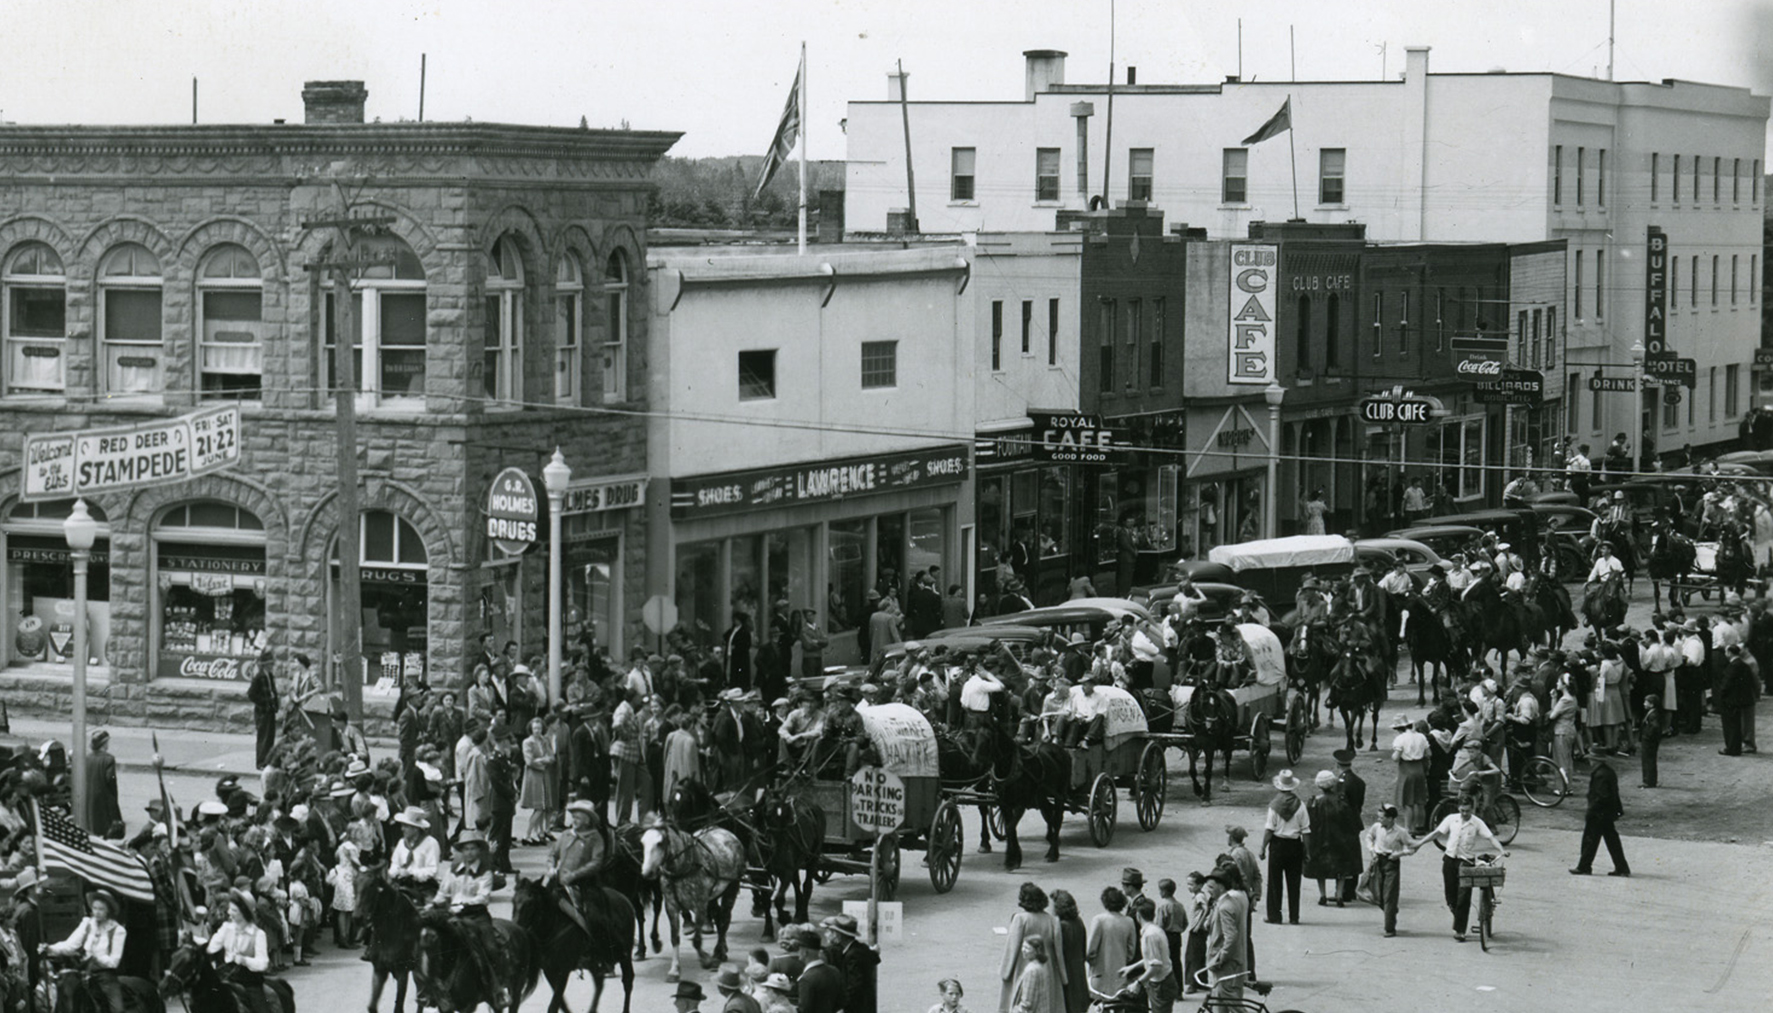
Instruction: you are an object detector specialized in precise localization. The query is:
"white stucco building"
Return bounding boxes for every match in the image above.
[845,47,1769,452]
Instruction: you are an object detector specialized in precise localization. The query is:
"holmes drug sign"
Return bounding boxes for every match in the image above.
[486,467,540,555]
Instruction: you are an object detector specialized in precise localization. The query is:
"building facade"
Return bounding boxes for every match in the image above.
[0,81,677,727]
[845,47,1767,456]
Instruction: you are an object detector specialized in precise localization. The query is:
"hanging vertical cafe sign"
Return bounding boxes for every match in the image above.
[1228,244,1278,385]
[1643,225,1668,356]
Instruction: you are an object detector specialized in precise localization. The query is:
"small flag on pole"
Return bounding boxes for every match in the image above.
[1241,98,1292,146]
[754,60,804,199]
[34,800,156,903]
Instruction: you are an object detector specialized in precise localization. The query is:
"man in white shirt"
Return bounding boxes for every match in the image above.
[1503,675,1542,790]
[1378,560,1414,598]
[959,660,1005,730]
[1446,555,1474,593]
[1062,675,1112,748]
[1407,793,1507,942]
[389,806,441,886]
[1362,805,1416,937]
[1566,443,1593,499]
[1586,544,1626,585]
[1677,619,1709,733]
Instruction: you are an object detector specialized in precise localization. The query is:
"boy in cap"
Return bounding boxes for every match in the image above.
[1362,804,1414,937]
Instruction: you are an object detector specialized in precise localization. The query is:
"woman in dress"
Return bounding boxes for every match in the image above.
[999,882,1065,1013]
[466,665,497,727]
[519,716,556,845]
[1050,890,1090,1013]
[1009,935,1057,1013]
[1302,488,1329,537]
[1303,771,1360,907]
[1389,715,1430,835]
[1593,643,1629,753]
[1548,673,1581,780]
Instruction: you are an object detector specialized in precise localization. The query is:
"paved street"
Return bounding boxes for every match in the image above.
[28,584,1771,1013]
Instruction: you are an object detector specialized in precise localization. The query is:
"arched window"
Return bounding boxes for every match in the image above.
[3,243,67,395]
[323,236,427,410]
[1326,294,1341,368]
[554,254,583,405]
[99,243,164,396]
[602,250,629,403]
[153,501,268,677]
[1295,295,1311,373]
[198,244,264,399]
[484,236,524,403]
[4,499,112,671]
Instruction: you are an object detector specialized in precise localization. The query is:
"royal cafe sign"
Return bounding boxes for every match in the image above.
[1228,244,1278,385]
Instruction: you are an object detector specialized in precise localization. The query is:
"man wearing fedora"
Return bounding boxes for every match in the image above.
[795,927,843,1013]
[673,980,708,1013]
[714,963,762,1013]
[2,867,42,1001]
[822,914,878,1013]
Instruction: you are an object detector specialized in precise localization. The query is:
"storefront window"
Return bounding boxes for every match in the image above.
[1038,467,1071,560]
[333,510,427,686]
[1096,468,1177,564]
[154,501,267,681]
[5,500,111,671]
[976,476,1007,598]
[876,514,905,597]
[730,535,763,622]
[767,527,815,623]
[675,540,720,646]
[563,525,618,658]
[829,519,867,634]
[906,508,944,583]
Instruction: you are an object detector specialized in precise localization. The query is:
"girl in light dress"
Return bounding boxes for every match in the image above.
[928,978,975,1013]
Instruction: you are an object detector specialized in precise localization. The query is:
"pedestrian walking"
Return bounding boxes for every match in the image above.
[1222,827,1258,978]
[1259,771,1309,925]
[1407,790,1507,943]
[1570,758,1630,877]
[81,730,123,838]
[1179,873,1207,998]
[1153,881,1185,993]
[1084,887,1137,996]
[999,883,1064,1013]
[1305,770,1361,907]
[1361,804,1414,937]
[1202,869,1249,1002]
[1389,715,1430,833]
[1125,897,1177,1013]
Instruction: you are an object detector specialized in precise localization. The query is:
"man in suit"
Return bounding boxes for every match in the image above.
[1204,868,1249,1001]
[941,584,970,630]
[795,928,844,1013]
[724,614,753,693]
[907,571,944,640]
[247,650,279,769]
[1716,643,1759,756]
[1569,758,1629,876]
[822,914,878,1013]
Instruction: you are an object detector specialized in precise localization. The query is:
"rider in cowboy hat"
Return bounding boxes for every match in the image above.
[44,888,127,1013]
[434,830,506,1007]
[389,806,441,893]
[546,798,614,949]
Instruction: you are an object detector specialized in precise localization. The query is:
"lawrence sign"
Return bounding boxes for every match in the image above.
[671,444,971,519]
[22,404,242,501]
[1228,244,1278,385]
[486,467,540,555]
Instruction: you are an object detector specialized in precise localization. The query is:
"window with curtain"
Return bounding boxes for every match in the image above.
[322,235,427,410]
[554,253,582,404]
[100,243,164,396]
[3,242,66,395]
[602,250,629,403]
[484,235,524,403]
[197,244,263,399]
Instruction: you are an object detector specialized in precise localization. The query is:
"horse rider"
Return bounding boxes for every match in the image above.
[1230,591,1270,626]
[1495,544,1528,592]
[42,888,126,1013]
[207,889,273,1013]
[1586,543,1626,590]
[432,830,506,1008]
[1348,564,1385,629]
[389,806,442,900]
[1446,554,1475,594]
[1378,558,1414,603]
[1460,560,1495,602]
[1596,491,1634,544]
[1294,576,1330,625]
[959,656,1006,732]
[546,799,614,952]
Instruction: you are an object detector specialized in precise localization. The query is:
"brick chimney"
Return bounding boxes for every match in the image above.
[302,81,368,124]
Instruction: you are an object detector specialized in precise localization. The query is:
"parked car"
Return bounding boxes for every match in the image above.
[1133,581,1259,625]
[979,597,1151,643]
[1713,449,1773,475]
[1384,524,1487,561]
[1354,537,1444,584]
[1422,509,1543,561]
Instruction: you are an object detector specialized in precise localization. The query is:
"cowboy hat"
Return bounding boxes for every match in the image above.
[1271,769,1303,792]
[344,761,371,780]
[9,868,39,894]
[455,829,488,847]
[328,780,355,799]
[227,889,257,920]
[1391,714,1412,730]
[714,965,745,991]
[565,799,601,818]
[85,887,121,915]
[717,687,745,702]
[196,799,230,818]
[393,806,431,830]
[821,913,862,938]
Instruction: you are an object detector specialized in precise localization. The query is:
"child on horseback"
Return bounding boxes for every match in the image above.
[432,830,505,1008]
[546,799,615,957]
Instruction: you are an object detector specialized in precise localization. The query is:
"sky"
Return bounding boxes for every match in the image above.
[0,0,1769,159]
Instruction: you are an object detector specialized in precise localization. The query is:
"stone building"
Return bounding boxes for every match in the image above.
[0,81,677,729]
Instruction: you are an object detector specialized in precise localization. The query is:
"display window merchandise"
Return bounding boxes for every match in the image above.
[331,510,430,686]
[4,499,112,672]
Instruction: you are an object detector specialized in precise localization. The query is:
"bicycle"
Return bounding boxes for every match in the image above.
[1458,854,1507,951]
[1432,772,1521,845]
[1514,753,1569,808]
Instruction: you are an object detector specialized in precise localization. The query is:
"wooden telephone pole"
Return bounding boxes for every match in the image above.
[302,195,395,724]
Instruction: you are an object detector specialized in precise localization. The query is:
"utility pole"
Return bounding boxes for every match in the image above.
[896,60,918,234]
[302,191,396,725]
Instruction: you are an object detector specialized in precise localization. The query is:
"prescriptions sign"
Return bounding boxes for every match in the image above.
[1228,244,1278,385]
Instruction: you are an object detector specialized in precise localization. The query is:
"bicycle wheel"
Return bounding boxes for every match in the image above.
[1427,797,1459,841]
[1519,756,1569,808]
[1489,795,1521,845]
[1478,889,1493,951]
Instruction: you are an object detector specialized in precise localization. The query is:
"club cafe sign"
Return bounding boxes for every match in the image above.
[1227,244,1278,385]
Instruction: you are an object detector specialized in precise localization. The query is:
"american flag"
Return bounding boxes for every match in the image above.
[33,800,155,903]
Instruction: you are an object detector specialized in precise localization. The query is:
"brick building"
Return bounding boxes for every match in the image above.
[0,81,677,729]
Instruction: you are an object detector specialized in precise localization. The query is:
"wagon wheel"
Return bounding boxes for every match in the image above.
[985,802,1006,841]
[813,863,835,885]
[1250,713,1273,781]
[874,835,902,901]
[1284,693,1309,765]
[1087,773,1118,848]
[927,801,963,894]
[1135,742,1167,831]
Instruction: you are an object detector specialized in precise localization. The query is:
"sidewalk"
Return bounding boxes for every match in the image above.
[6,718,392,779]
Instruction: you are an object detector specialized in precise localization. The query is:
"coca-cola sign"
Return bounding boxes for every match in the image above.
[169,654,258,681]
[1456,358,1503,377]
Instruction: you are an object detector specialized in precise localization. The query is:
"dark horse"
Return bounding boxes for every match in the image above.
[752,783,825,939]
[159,940,296,1013]
[1326,646,1386,751]
[1173,682,1237,803]
[43,955,164,1013]
[1464,580,1527,674]
[512,876,636,1013]
[1523,574,1576,650]
[360,868,426,1013]
[1277,617,1337,730]
[986,723,1072,872]
[936,725,1001,856]
[1647,527,1697,612]
[1582,574,1628,631]
[605,822,665,962]
[1403,593,1465,706]
[413,908,538,1013]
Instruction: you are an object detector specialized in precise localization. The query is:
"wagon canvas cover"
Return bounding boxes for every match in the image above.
[1081,685,1149,752]
[1207,535,1354,571]
[857,702,939,777]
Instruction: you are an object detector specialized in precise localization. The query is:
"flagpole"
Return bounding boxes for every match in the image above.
[1286,93,1300,220]
[797,41,807,255]
[29,798,48,962]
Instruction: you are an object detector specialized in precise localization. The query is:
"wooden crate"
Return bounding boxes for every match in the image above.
[1458,865,1506,889]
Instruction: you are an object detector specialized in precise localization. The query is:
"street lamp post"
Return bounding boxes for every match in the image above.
[62,498,97,827]
[1264,383,1286,538]
[1630,339,1646,468]
[542,448,573,706]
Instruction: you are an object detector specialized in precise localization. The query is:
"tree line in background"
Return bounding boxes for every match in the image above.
[648,155,844,229]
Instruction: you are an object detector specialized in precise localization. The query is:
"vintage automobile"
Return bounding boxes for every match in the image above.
[1383,525,1488,562]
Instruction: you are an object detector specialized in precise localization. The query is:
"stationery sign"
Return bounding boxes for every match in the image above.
[1228,244,1278,384]
[21,404,242,501]
[1644,225,1668,356]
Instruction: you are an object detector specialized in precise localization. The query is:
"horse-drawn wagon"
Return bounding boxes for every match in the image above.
[1152,623,1304,796]
[1055,685,1167,847]
[803,702,965,900]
